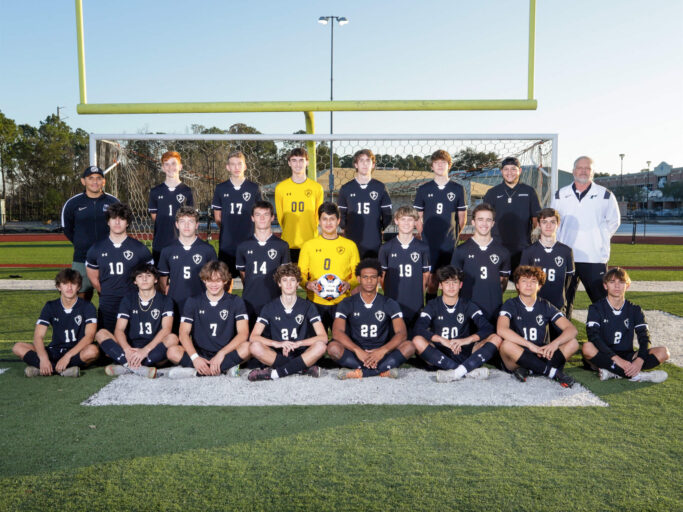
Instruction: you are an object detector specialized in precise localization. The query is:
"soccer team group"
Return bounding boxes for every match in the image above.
[12,147,670,387]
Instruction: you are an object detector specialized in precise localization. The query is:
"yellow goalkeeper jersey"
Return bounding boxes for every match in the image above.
[274,177,324,249]
[298,235,360,305]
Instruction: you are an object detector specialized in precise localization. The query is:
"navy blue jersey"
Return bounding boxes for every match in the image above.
[414,180,466,257]
[235,235,290,317]
[85,237,153,307]
[414,297,494,341]
[181,293,248,353]
[37,298,97,349]
[335,293,403,350]
[61,192,120,262]
[211,180,261,256]
[338,178,392,256]
[378,236,430,322]
[499,297,564,346]
[586,298,649,358]
[148,183,194,251]
[451,238,511,322]
[256,297,322,341]
[483,182,541,253]
[117,291,174,348]
[158,238,217,311]
[520,241,575,310]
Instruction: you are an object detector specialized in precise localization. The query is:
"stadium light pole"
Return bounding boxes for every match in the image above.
[619,153,625,201]
[319,15,349,198]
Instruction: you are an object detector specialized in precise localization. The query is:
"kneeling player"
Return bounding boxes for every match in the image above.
[581,268,669,383]
[327,259,414,379]
[247,263,328,381]
[13,269,98,377]
[167,261,250,377]
[412,266,500,382]
[498,266,579,387]
[95,263,178,378]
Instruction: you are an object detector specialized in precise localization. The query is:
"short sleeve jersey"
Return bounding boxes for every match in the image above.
[378,236,430,322]
[61,192,120,262]
[413,297,493,342]
[483,182,541,253]
[256,297,322,342]
[181,293,249,353]
[117,291,174,348]
[274,178,324,249]
[413,180,466,256]
[335,293,403,350]
[338,178,392,256]
[520,241,575,310]
[211,179,261,256]
[586,298,648,354]
[298,235,361,306]
[499,297,564,346]
[158,238,217,310]
[235,235,291,316]
[37,298,97,349]
[148,183,194,252]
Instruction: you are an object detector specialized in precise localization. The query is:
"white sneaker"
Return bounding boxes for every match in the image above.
[105,364,130,376]
[59,367,80,378]
[465,367,490,380]
[223,365,240,378]
[436,369,461,383]
[599,368,621,381]
[632,370,668,383]
[24,366,40,378]
[168,367,197,379]
[129,366,157,379]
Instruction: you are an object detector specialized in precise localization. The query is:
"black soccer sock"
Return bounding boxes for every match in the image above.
[144,344,167,366]
[337,349,362,369]
[275,356,307,377]
[272,353,289,368]
[100,338,127,364]
[425,292,438,303]
[464,341,497,372]
[642,353,661,370]
[378,349,406,373]
[549,350,566,370]
[219,350,243,372]
[67,354,84,369]
[22,350,41,368]
[419,345,457,369]
[517,350,550,376]
[589,352,627,378]
[179,353,194,368]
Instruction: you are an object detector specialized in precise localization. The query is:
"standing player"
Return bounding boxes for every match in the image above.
[148,150,194,266]
[378,206,430,331]
[482,156,541,272]
[274,148,324,262]
[86,203,154,331]
[581,268,669,383]
[61,166,119,301]
[498,266,579,387]
[337,149,392,258]
[212,151,261,279]
[13,269,99,377]
[328,259,414,379]
[167,261,250,377]
[451,203,511,325]
[95,263,177,378]
[412,266,499,382]
[414,150,467,302]
[235,201,290,326]
[298,202,360,330]
[247,263,328,381]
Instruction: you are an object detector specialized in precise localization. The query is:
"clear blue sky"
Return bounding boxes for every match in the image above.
[1,0,681,173]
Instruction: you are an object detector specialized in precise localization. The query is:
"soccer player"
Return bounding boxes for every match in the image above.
[95,263,177,378]
[212,150,261,278]
[298,202,360,330]
[450,203,511,325]
[581,268,669,383]
[247,263,328,381]
[274,148,324,262]
[412,266,499,382]
[85,203,154,331]
[235,201,290,326]
[337,149,392,258]
[482,156,542,272]
[498,266,579,388]
[61,166,119,301]
[148,150,194,266]
[414,150,467,302]
[166,261,250,377]
[378,206,430,330]
[13,269,98,378]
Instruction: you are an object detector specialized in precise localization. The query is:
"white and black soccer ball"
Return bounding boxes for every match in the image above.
[315,273,344,301]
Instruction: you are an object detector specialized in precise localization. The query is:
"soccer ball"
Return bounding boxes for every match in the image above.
[315,273,344,301]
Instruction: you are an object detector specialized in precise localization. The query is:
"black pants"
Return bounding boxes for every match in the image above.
[565,262,607,319]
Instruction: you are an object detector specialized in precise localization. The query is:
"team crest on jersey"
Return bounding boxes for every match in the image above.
[337,246,345,254]
[447,192,456,201]
[624,319,630,328]
[193,254,203,265]
[151,309,160,320]
[268,249,278,260]
[554,256,564,267]
[410,252,420,263]
[123,250,133,261]
[295,314,304,325]
[304,189,312,198]
[219,309,229,320]
[490,254,499,264]
[375,311,385,322]
[176,194,185,203]
[369,191,379,200]
[74,315,82,326]
[457,313,464,324]
[536,315,545,326]
[242,192,251,202]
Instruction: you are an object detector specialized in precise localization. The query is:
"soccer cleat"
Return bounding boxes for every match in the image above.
[248,368,272,382]
[513,367,530,383]
[24,366,41,378]
[168,367,197,379]
[304,365,322,378]
[129,366,157,379]
[436,369,461,383]
[224,365,240,378]
[553,370,575,388]
[338,368,363,380]
[599,368,621,381]
[633,370,668,383]
[465,367,490,380]
[379,368,399,379]
[59,367,81,378]
[105,364,130,376]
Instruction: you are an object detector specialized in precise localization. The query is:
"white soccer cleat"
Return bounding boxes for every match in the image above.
[223,365,240,378]
[632,370,668,383]
[168,367,197,379]
[24,366,41,378]
[105,364,130,376]
[465,367,490,380]
[59,367,80,378]
[599,368,621,381]
[129,366,157,379]
[436,369,461,383]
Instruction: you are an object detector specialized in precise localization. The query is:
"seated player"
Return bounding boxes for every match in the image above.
[412,266,500,382]
[581,267,669,383]
[379,206,430,331]
[247,263,328,381]
[327,259,414,379]
[498,266,579,388]
[95,263,178,378]
[166,261,250,378]
[13,269,98,378]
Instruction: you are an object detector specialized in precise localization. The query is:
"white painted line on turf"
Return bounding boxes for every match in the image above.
[0,368,8,375]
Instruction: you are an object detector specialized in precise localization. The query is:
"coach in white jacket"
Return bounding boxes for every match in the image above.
[551,156,620,318]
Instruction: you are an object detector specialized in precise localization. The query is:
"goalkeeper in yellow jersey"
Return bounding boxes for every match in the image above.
[298,202,360,330]
[274,148,324,263]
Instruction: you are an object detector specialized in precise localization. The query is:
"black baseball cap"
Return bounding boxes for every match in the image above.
[82,166,104,178]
